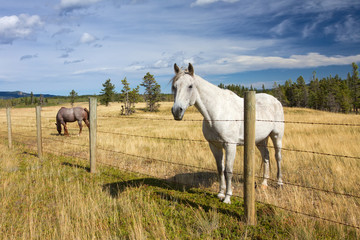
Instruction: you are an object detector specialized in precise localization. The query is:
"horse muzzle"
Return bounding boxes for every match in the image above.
[171,106,184,121]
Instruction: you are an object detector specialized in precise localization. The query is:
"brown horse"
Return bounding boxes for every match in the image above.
[56,107,90,136]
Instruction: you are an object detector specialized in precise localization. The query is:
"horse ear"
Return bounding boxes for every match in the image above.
[188,63,194,76]
[174,63,180,74]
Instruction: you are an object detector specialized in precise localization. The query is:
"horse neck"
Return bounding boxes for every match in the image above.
[193,76,223,122]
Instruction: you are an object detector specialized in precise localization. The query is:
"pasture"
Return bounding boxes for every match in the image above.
[0,102,359,239]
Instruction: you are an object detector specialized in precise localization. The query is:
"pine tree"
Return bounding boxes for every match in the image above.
[349,62,359,113]
[119,77,140,115]
[100,79,115,106]
[129,85,141,112]
[120,77,131,114]
[30,92,34,105]
[309,76,320,109]
[141,72,161,112]
[69,89,78,107]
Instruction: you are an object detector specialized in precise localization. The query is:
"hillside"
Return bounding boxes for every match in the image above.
[0,91,57,99]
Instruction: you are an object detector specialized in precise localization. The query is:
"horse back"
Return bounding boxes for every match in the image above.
[57,107,86,123]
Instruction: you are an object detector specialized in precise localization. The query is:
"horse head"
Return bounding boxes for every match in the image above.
[171,63,198,120]
[55,122,62,134]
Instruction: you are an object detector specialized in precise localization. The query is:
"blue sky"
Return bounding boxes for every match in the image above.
[1,0,360,95]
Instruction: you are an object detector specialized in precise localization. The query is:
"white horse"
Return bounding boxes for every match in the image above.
[171,63,284,204]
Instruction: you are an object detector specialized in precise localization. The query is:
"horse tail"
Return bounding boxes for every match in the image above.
[84,108,90,119]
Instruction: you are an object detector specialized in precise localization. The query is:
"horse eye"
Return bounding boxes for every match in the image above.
[189,85,193,89]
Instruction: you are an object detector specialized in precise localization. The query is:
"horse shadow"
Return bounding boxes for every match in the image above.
[103,171,218,198]
[102,172,246,220]
[167,171,218,188]
[61,162,90,172]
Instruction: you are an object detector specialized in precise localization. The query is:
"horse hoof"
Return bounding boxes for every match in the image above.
[223,196,231,204]
[217,193,225,200]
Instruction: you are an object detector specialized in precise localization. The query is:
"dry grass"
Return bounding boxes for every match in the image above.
[0,102,359,238]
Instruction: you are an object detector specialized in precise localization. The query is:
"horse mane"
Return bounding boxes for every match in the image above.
[170,67,193,93]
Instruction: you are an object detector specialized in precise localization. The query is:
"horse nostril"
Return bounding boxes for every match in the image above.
[179,107,183,112]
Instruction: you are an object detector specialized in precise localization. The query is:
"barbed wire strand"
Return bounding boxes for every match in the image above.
[96,145,360,199]
[1,134,359,230]
[97,130,360,160]
[101,115,360,127]
[4,129,360,198]
[95,155,360,230]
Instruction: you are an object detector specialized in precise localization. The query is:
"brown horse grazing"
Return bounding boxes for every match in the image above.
[56,107,90,136]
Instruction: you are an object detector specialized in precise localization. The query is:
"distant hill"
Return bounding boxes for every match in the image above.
[0,91,57,99]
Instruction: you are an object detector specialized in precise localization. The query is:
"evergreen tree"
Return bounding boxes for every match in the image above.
[296,76,308,107]
[120,77,140,115]
[129,85,141,112]
[39,94,44,106]
[120,77,131,114]
[69,89,78,106]
[30,92,34,105]
[349,62,359,113]
[100,79,115,106]
[284,79,295,106]
[272,82,288,106]
[308,76,321,109]
[141,72,161,112]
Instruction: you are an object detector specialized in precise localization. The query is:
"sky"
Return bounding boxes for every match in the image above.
[1,0,360,96]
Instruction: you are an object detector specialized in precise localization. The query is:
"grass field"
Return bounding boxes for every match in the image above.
[0,101,359,239]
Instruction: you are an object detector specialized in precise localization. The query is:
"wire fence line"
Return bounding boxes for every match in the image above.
[89,148,360,231]
[1,106,360,230]
[97,130,360,161]
[98,115,360,127]
[5,128,360,200]
[2,131,359,230]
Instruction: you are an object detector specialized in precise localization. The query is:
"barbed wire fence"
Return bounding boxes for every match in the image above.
[1,98,359,230]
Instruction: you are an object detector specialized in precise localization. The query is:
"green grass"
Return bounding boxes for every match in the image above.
[0,138,298,239]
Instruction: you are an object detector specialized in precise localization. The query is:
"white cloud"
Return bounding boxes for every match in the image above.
[20,54,38,61]
[324,15,360,43]
[73,67,118,75]
[270,19,292,36]
[59,0,102,12]
[80,32,97,44]
[0,14,43,44]
[199,53,360,74]
[64,59,84,64]
[191,0,239,7]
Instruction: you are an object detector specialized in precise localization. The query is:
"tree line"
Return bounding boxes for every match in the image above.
[219,62,360,114]
[0,72,163,112]
[98,72,162,114]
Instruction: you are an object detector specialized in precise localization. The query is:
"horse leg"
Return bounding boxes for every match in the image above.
[256,138,270,189]
[78,120,83,136]
[270,132,283,186]
[84,119,90,129]
[209,143,225,200]
[223,143,236,204]
[63,123,69,136]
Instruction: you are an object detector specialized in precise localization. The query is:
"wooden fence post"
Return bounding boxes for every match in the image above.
[89,97,97,173]
[244,91,256,225]
[36,106,43,159]
[6,107,12,149]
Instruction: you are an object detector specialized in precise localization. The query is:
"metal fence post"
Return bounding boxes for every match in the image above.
[36,106,43,159]
[89,97,97,173]
[6,107,12,149]
[244,91,256,225]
